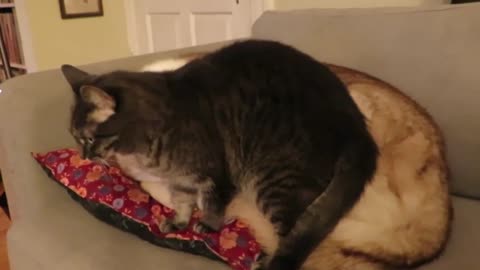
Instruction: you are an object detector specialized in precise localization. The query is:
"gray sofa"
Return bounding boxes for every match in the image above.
[1,3,479,270]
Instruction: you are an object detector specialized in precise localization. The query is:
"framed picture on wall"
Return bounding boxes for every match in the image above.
[59,0,104,19]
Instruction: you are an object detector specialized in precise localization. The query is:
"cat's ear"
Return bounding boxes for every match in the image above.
[79,85,116,111]
[61,64,90,93]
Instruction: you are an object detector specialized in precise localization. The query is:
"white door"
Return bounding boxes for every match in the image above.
[126,0,260,55]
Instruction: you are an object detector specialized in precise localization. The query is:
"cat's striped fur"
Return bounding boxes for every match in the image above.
[62,40,378,270]
[142,57,452,269]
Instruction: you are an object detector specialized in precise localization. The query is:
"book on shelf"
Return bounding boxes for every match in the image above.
[0,66,23,82]
[0,10,23,67]
[0,1,13,4]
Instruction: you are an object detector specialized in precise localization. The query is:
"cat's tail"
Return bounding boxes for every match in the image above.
[317,131,452,269]
[266,131,378,270]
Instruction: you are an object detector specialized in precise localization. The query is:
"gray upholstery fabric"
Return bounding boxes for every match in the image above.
[1,4,479,270]
[253,4,480,199]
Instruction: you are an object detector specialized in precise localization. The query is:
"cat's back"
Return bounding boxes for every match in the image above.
[193,40,360,124]
[207,40,307,63]
[204,40,341,88]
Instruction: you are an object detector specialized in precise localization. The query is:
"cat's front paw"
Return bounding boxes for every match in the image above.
[157,217,189,233]
[158,220,189,233]
[192,222,218,234]
[197,212,224,233]
[250,261,265,270]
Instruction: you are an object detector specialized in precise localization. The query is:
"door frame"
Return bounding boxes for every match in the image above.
[123,0,270,55]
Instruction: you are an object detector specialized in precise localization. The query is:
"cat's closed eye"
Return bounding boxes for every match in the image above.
[77,137,94,145]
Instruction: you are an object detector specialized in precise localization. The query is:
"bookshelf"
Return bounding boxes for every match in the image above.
[0,0,27,82]
[0,3,15,8]
[0,0,21,215]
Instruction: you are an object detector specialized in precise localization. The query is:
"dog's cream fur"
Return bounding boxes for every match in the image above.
[299,65,452,269]
[142,57,452,269]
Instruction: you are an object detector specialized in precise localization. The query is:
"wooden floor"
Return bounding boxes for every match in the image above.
[0,208,9,270]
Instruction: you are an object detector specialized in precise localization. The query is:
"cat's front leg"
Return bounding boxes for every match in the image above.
[193,181,231,233]
[194,207,224,233]
[140,181,191,233]
[140,181,174,209]
[159,189,196,233]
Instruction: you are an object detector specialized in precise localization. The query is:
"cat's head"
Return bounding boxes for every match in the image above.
[61,65,168,161]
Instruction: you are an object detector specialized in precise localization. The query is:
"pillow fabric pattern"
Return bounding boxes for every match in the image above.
[33,148,261,270]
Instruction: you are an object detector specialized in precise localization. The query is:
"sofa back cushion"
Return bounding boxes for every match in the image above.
[252,4,480,198]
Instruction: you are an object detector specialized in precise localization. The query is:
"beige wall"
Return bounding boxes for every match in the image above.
[274,0,450,10]
[25,0,131,71]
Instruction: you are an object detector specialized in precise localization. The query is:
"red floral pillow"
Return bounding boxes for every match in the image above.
[33,149,261,270]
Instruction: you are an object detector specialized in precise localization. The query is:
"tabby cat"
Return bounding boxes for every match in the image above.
[61,40,378,270]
